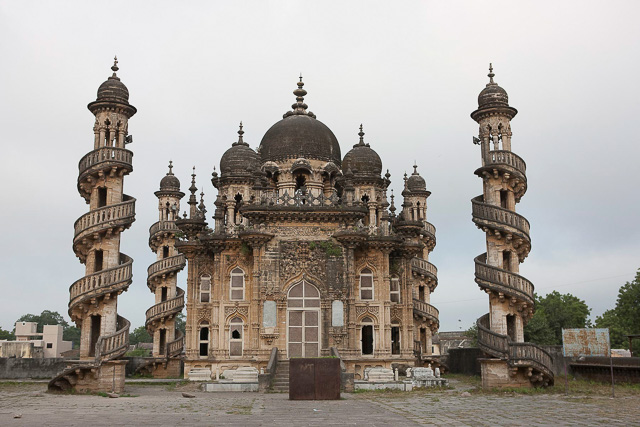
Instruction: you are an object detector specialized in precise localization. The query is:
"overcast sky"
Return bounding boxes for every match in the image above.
[1,1,639,333]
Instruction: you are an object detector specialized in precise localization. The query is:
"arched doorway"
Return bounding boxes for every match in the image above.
[361,316,374,355]
[287,281,321,358]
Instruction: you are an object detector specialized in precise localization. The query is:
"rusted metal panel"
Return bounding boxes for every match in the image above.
[289,359,315,400]
[289,358,341,400]
[562,328,610,357]
[314,358,341,400]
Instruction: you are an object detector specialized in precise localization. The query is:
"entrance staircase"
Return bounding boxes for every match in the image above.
[271,360,290,393]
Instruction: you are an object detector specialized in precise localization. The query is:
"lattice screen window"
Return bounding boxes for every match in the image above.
[200,274,211,303]
[360,268,374,300]
[390,277,400,303]
[230,268,244,301]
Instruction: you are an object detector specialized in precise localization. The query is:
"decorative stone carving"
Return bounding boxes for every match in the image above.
[197,308,211,323]
[279,241,327,284]
[355,305,379,320]
[224,305,249,319]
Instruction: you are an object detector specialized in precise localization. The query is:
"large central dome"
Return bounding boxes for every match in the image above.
[258,79,341,166]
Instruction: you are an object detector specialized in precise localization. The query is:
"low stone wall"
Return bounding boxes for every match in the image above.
[571,356,640,384]
[0,357,67,379]
[540,345,564,376]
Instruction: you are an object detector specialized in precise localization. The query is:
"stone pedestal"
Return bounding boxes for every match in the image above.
[188,367,212,381]
[74,360,128,394]
[366,367,395,383]
[480,358,531,389]
[233,367,259,383]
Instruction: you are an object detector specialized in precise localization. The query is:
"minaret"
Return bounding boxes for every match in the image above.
[144,162,186,376]
[471,65,553,388]
[50,58,136,392]
[397,164,439,358]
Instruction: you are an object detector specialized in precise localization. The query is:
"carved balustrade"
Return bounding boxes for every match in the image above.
[412,298,439,324]
[145,288,185,325]
[471,196,530,238]
[147,254,186,285]
[95,315,130,365]
[74,198,136,241]
[483,150,527,177]
[69,255,133,313]
[78,147,133,178]
[474,254,534,306]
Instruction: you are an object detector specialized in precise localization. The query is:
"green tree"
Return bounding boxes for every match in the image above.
[0,327,15,340]
[524,291,592,345]
[464,323,478,346]
[15,310,80,348]
[523,307,556,345]
[175,312,186,336]
[595,269,640,352]
[129,326,152,346]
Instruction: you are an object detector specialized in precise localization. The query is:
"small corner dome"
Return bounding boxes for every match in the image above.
[160,174,181,191]
[407,169,426,192]
[97,77,130,104]
[96,59,130,104]
[341,126,382,177]
[478,84,508,108]
[220,145,260,177]
[477,64,509,109]
[159,162,181,191]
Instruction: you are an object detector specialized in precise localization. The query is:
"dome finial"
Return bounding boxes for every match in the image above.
[358,124,365,146]
[111,56,119,76]
[168,160,174,175]
[413,163,419,175]
[488,63,495,84]
[233,121,248,146]
[286,75,314,118]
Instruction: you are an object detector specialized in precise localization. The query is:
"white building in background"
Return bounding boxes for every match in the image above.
[0,322,72,358]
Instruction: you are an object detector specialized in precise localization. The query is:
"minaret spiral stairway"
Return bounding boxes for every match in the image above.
[138,166,186,375]
[49,59,136,392]
[471,66,553,387]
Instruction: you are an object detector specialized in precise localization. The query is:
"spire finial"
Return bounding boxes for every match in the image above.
[488,63,495,84]
[233,120,247,146]
[111,56,119,76]
[289,75,310,116]
[358,124,365,146]
[190,166,197,193]
[167,160,174,175]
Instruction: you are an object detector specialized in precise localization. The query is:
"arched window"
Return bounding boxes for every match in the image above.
[390,276,400,303]
[229,317,243,356]
[199,321,209,357]
[230,268,244,300]
[360,268,374,300]
[391,323,400,355]
[200,274,211,303]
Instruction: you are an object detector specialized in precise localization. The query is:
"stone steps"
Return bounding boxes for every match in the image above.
[271,360,290,392]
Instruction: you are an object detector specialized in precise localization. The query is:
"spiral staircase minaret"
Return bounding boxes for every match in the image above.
[137,162,186,377]
[471,65,553,388]
[49,58,136,392]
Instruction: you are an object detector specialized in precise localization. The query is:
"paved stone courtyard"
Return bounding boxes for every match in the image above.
[1,379,639,426]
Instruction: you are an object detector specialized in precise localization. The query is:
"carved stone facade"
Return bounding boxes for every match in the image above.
[174,79,441,380]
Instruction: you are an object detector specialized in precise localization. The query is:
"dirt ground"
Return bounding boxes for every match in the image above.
[1,377,639,426]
